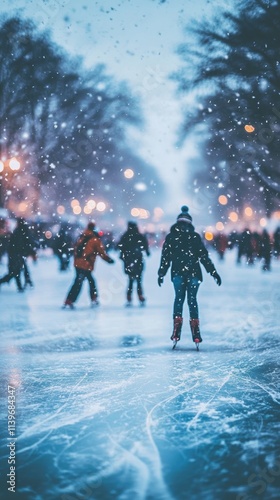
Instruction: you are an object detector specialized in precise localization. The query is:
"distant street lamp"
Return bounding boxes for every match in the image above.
[0,157,21,208]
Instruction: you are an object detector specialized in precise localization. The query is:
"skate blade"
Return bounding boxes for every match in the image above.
[195,339,200,351]
[172,340,178,350]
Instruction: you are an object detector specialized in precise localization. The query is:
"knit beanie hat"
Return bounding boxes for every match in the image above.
[177,206,193,224]
[87,221,96,231]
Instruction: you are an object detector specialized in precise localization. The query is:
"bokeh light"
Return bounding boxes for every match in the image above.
[131,208,140,217]
[244,124,255,133]
[96,202,106,212]
[84,206,92,214]
[87,199,96,209]
[205,231,213,241]
[218,195,228,205]
[124,168,134,179]
[45,230,52,239]
[73,205,82,215]
[244,206,253,217]
[71,199,80,208]
[9,157,21,171]
[216,222,224,231]
[229,211,238,222]
[57,205,65,215]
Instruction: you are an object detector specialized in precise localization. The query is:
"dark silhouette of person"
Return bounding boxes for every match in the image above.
[260,229,272,271]
[117,221,150,306]
[0,218,37,291]
[158,206,221,347]
[214,232,228,260]
[273,227,280,258]
[53,225,73,271]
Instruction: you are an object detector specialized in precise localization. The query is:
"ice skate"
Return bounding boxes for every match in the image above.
[138,294,146,307]
[190,319,202,350]
[91,294,99,307]
[63,299,74,310]
[125,293,132,307]
[171,316,183,349]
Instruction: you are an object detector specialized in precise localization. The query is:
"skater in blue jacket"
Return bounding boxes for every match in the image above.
[157,206,222,347]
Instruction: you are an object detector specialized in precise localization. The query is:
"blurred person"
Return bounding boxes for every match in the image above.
[0,217,10,263]
[63,222,114,309]
[237,229,254,265]
[227,230,239,251]
[273,227,280,258]
[117,221,150,306]
[52,225,73,271]
[0,218,37,291]
[251,231,261,262]
[157,206,222,348]
[214,232,228,260]
[260,229,272,271]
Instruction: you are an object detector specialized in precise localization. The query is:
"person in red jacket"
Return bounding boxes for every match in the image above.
[63,222,114,309]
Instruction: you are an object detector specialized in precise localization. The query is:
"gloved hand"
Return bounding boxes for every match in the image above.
[158,276,164,287]
[108,258,115,264]
[211,270,222,286]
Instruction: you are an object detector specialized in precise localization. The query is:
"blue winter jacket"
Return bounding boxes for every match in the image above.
[158,222,216,281]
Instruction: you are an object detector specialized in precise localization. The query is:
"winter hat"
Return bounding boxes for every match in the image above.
[87,221,96,231]
[127,221,138,230]
[177,206,193,224]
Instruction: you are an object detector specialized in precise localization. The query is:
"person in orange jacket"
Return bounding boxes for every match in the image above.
[63,222,114,309]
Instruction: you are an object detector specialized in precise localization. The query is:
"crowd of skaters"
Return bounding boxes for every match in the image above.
[1,209,278,346]
[211,227,280,271]
[0,216,279,295]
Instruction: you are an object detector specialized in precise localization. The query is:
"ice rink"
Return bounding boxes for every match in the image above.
[0,247,280,500]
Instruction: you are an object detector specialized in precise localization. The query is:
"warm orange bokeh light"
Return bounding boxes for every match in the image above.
[73,206,82,215]
[84,206,92,214]
[131,208,140,217]
[229,211,238,222]
[218,195,228,205]
[244,124,255,133]
[216,222,224,231]
[244,206,253,217]
[205,231,213,241]
[71,199,80,208]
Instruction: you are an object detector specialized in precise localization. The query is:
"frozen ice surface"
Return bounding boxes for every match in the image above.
[0,249,280,500]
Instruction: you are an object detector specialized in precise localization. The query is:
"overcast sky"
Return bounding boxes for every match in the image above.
[0,0,230,221]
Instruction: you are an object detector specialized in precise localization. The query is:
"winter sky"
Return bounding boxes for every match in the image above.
[0,0,230,218]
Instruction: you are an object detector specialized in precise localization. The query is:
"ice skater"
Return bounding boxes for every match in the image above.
[63,222,114,309]
[117,221,150,306]
[0,217,37,292]
[157,206,222,347]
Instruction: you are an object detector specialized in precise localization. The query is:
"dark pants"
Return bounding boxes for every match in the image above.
[172,276,200,319]
[23,258,33,286]
[127,275,143,298]
[66,268,97,303]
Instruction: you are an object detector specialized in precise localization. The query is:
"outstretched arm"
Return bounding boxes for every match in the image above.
[97,240,114,264]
